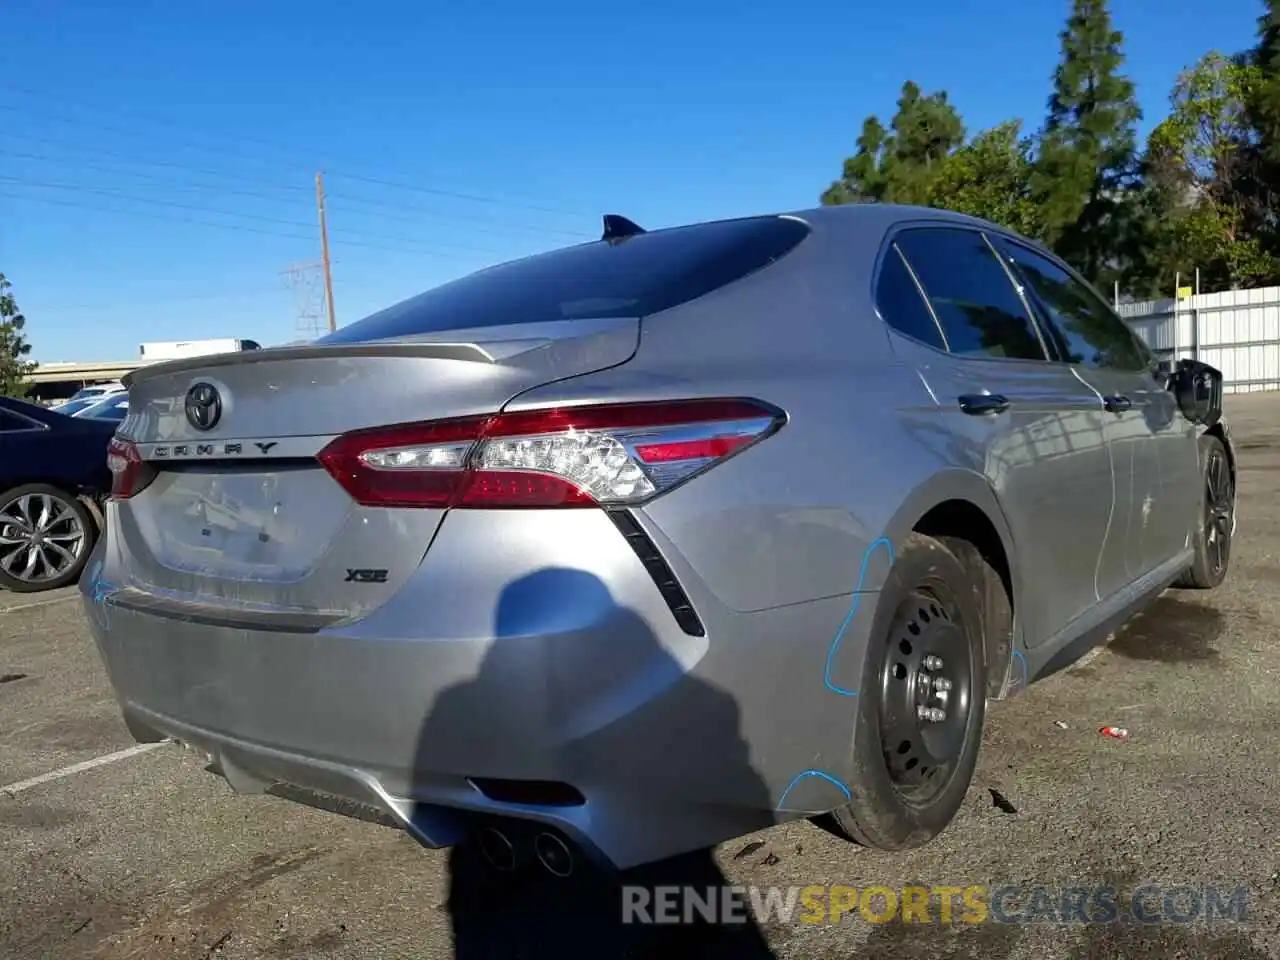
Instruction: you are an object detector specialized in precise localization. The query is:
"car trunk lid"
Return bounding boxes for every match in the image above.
[108,318,638,623]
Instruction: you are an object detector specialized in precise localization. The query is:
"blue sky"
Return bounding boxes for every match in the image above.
[1,0,1266,361]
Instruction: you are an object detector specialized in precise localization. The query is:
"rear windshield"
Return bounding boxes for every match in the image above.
[319,215,810,343]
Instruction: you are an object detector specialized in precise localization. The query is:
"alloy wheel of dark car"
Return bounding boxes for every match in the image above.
[1205,444,1233,579]
[0,486,94,591]
[1175,434,1234,591]
[876,583,973,805]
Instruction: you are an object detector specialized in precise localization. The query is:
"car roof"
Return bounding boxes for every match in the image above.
[597,203,1043,259]
[0,396,62,426]
[784,201,1021,236]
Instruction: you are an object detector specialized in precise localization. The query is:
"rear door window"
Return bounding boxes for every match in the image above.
[321,215,812,343]
[894,228,1048,362]
[993,238,1149,371]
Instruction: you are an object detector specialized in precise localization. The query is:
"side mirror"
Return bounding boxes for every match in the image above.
[1169,359,1223,427]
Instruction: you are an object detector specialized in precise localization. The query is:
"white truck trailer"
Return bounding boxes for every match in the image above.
[138,338,263,362]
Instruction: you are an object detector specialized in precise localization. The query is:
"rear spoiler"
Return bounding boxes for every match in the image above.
[122,341,496,388]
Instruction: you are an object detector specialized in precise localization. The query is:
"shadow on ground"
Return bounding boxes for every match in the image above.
[1108,596,1224,664]
[446,843,777,958]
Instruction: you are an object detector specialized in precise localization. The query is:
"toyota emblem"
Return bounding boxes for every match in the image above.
[184,382,222,431]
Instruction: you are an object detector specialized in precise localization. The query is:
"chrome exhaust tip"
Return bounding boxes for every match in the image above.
[476,827,516,872]
[533,832,574,877]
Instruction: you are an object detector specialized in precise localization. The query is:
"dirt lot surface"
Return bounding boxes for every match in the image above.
[3,394,1280,959]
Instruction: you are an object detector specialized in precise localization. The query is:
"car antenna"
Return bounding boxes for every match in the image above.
[601,214,646,243]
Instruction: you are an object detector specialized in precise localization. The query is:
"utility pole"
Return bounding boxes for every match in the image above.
[315,171,337,332]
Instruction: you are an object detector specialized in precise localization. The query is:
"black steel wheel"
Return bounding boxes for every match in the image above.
[830,532,988,850]
[877,583,975,807]
[1175,434,1234,590]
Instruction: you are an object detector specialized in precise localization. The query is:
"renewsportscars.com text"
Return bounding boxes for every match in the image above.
[620,884,1250,926]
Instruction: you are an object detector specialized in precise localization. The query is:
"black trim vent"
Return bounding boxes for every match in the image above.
[468,778,585,807]
[608,510,706,637]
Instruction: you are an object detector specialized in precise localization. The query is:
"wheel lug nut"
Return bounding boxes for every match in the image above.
[917,706,946,722]
[933,677,952,692]
[923,655,944,671]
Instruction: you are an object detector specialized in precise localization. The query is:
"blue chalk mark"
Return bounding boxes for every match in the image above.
[88,577,116,605]
[1011,649,1028,689]
[776,769,852,811]
[82,572,120,630]
[823,536,895,696]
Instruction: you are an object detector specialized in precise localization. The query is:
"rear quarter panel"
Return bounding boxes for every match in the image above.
[503,208,1019,807]
[505,208,1013,615]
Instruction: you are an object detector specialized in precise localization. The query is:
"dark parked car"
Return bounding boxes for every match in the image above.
[0,396,117,592]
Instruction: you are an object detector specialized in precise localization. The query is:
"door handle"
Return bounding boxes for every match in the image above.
[1103,395,1132,413]
[958,394,1010,416]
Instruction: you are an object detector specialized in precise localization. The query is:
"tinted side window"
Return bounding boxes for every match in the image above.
[0,411,35,432]
[875,244,945,350]
[994,240,1147,371]
[895,228,1046,361]
[319,216,811,343]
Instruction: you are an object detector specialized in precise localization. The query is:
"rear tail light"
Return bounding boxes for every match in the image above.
[107,436,154,499]
[317,398,784,509]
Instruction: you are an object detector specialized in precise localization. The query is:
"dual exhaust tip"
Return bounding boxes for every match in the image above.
[477,826,575,877]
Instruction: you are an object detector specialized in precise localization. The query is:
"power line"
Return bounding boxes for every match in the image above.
[0,146,592,240]
[323,191,591,239]
[329,171,587,217]
[0,92,594,218]
[0,130,312,194]
[0,146,310,204]
[0,188,316,240]
[0,189,487,258]
[0,83,317,160]
[2,84,592,219]
[0,100,316,174]
[0,175,507,255]
[40,285,290,311]
[0,174,346,232]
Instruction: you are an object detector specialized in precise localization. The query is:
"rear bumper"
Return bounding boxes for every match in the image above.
[82,507,881,870]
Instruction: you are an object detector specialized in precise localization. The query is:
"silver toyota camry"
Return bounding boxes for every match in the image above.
[82,204,1235,875]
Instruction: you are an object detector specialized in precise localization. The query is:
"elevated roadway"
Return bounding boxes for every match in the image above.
[27,360,141,385]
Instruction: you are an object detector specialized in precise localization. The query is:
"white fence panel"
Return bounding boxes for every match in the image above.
[1117,285,1280,393]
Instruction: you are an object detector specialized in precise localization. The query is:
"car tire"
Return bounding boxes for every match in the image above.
[829,532,988,850]
[0,483,99,593]
[935,534,1013,700]
[1174,433,1234,590]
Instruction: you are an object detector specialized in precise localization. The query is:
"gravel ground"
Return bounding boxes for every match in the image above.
[3,394,1280,959]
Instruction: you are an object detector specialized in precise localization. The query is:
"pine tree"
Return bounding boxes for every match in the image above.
[1225,0,1280,273]
[1032,0,1142,285]
[822,81,964,206]
[1250,0,1280,224]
